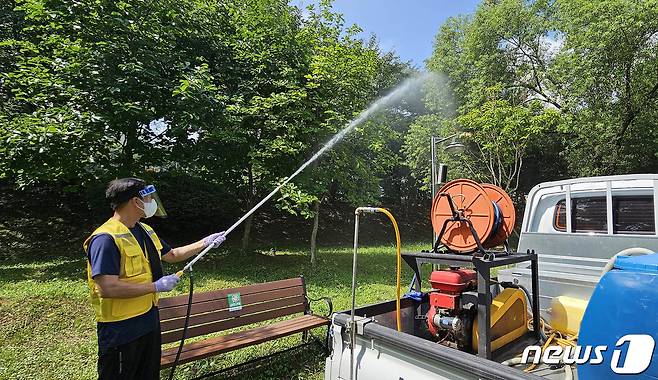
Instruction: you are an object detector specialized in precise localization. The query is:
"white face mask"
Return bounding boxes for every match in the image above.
[138,199,158,218]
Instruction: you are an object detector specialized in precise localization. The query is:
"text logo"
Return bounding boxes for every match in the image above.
[521,334,655,374]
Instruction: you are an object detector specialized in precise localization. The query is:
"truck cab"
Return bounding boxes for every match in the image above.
[499,174,658,313]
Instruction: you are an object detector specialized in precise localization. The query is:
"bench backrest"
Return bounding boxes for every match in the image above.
[158,276,308,344]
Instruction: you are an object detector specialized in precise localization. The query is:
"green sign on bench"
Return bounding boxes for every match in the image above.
[228,292,242,311]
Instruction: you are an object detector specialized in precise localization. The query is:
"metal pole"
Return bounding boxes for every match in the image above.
[430,134,456,244]
[349,207,379,380]
[531,250,541,341]
[350,210,360,380]
[476,261,492,359]
[183,168,304,271]
[430,136,436,244]
[181,176,297,272]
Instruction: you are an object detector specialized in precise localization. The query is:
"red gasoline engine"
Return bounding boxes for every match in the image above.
[426,268,478,350]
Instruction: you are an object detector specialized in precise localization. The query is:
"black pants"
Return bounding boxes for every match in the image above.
[98,328,161,380]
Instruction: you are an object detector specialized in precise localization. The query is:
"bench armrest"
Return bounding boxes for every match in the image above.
[306,296,333,318]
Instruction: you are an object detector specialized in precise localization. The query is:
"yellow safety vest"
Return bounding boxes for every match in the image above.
[83,218,164,322]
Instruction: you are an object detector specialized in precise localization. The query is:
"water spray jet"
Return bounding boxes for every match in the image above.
[167,72,436,380]
[178,72,436,273]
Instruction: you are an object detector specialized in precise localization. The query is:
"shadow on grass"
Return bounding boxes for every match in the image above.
[0,242,417,314]
[181,340,326,380]
[0,242,412,305]
[0,255,86,285]
[174,244,407,292]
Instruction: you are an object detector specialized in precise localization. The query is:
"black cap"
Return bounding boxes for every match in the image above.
[106,177,146,210]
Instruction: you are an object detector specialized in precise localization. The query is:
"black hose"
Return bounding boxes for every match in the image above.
[168,267,194,380]
[500,281,547,343]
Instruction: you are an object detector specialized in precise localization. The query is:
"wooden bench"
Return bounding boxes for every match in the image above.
[158,276,332,368]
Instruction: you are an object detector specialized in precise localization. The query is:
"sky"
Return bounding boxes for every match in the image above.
[291,0,481,68]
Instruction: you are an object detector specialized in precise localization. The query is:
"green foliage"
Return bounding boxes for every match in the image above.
[402,114,453,191]
[259,3,414,220]
[276,182,319,219]
[456,96,560,193]
[553,0,658,174]
[408,0,658,196]
[0,0,413,225]
[5,0,655,254]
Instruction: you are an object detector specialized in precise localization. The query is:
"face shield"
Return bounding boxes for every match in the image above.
[139,185,167,217]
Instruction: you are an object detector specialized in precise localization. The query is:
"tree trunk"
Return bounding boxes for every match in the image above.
[309,200,320,265]
[121,125,137,175]
[241,214,253,253]
[241,163,256,252]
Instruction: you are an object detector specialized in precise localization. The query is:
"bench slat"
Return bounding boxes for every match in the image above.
[161,302,306,344]
[160,314,329,368]
[158,277,304,309]
[162,315,323,360]
[160,293,306,332]
[159,285,305,322]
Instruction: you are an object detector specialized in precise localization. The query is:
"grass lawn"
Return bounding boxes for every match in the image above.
[0,242,430,380]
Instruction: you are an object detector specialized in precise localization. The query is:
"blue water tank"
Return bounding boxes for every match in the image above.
[579,253,658,379]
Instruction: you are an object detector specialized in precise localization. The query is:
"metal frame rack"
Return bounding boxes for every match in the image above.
[403,250,541,360]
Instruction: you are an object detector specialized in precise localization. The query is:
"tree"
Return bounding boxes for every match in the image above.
[275,3,412,264]
[553,0,658,174]
[456,96,559,195]
[0,0,109,187]
[406,0,658,201]
[1,0,418,251]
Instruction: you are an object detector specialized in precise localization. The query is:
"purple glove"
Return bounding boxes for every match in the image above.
[154,274,180,292]
[203,232,226,248]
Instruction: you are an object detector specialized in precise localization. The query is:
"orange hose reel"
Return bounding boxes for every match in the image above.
[430,179,516,253]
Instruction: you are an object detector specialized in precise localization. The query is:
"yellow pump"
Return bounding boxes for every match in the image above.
[472,288,529,352]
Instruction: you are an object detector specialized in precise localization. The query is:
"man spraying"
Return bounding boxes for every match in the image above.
[83,178,226,380]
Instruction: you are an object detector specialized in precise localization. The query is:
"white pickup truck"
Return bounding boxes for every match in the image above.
[324,174,658,380]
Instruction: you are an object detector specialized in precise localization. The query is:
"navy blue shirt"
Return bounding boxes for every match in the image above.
[87,224,172,354]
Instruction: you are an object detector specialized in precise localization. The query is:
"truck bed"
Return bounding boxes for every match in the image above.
[325,299,573,380]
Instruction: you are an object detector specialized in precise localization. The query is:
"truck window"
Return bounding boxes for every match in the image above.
[613,195,655,234]
[554,195,655,234]
[554,197,607,233]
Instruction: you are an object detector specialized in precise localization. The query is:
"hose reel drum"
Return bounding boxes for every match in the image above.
[430,179,516,253]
